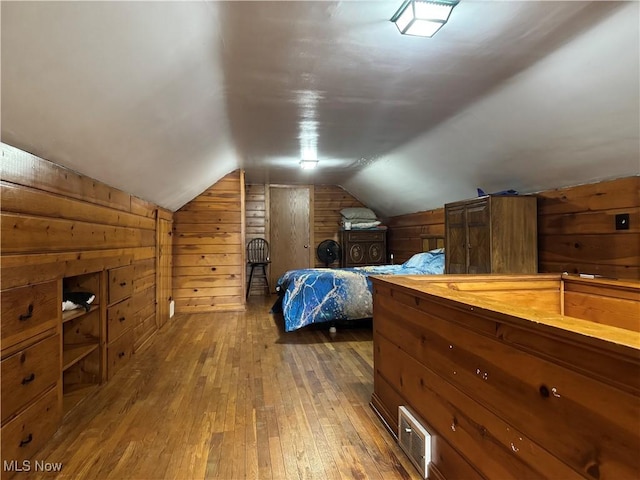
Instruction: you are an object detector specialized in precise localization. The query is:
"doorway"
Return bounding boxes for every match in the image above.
[269,185,314,289]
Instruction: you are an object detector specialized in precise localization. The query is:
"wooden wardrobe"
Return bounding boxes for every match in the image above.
[445,195,537,274]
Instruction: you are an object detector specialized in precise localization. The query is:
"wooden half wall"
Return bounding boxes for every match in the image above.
[386,176,640,280]
[173,170,245,312]
[1,143,162,351]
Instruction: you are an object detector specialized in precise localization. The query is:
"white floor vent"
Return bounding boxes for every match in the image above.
[398,406,431,479]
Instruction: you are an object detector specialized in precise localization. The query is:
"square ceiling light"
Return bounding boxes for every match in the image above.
[391,0,459,37]
[300,159,319,170]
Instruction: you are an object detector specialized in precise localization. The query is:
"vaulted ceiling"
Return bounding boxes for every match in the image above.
[2,1,638,217]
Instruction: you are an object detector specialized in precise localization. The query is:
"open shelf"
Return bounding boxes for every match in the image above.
[62,343,99,371]
[62,270,104,413]
[62,304,100,324]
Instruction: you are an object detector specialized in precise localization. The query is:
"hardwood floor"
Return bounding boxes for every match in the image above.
[27,295,420,479]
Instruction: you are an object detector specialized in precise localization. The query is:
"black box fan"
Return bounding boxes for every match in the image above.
[317,240,341,267]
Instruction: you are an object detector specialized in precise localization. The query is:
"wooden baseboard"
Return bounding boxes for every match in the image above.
[370,394,397,440]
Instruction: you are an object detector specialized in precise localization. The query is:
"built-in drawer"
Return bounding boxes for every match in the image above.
[346,231,385,242]
[1,335,60,425]
[107,333,133,380]
[107,265,134,305]
[0,387,61,480]
[107,299,134,343]
[1,281,59,349]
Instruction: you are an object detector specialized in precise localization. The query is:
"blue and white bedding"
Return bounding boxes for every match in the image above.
[273,250,445,332]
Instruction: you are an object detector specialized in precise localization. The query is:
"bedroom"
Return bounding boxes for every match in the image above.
[1,1,639,479]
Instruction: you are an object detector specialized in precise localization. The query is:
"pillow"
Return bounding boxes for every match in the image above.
[340,207,377,221]
[402,251,443,269]
[62,291,96,312]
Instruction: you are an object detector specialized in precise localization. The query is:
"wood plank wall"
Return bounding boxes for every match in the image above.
[313,185,366,267]
[243,184,367,285]
[537,176,639,279]
[156,209,173,329]
[386,176,640,280]
[245,184,269,296]
[0,143,160,351]
[385,208,445,264]
[173,170,246,312]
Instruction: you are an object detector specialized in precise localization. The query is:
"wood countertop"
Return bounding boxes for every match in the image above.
[370,274,640,354]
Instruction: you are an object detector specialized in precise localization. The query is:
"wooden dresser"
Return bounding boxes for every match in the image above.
[341,229,387,267]
[1,281,62,480]
[445,195,537,274]
[106,265,135,380]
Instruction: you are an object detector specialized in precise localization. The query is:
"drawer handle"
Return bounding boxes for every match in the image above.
[119,282,127,287]
[119,316,126,322]
[19,304,34,321]
[21,373,36,385]
[118,352,125,358]
[19,433,33,447]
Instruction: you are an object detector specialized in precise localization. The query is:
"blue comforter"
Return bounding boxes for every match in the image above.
[273,250,445,331]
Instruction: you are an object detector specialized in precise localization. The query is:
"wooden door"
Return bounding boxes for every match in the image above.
[156,210,173,329]
[466,201,491,273]
[445,205,467,274]
[269,186,313,289]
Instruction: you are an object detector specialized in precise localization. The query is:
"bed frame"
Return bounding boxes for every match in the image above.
[370,273,640,479]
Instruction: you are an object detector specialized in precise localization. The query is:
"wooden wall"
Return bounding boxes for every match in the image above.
[537,176,639,279]
[386,208,445,264]
[243,184,367,288]
[245,184,269,296]
[173,170,245,312]
[313,185,367,267]
[386,176,640,280]
[1,143,160,351]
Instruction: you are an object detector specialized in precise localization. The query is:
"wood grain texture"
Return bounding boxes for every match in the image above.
[269,186,312,288]
[245,184,270,296]
[23,296,421,480]
[386,208,445,263]
[1,143,132,213]
[314,185,366,267]
[173,170,244,313]
[387,176,639,280]
[372,274,640,480]
[1,143,162,468]
[445,195,538,274]
[538,176,640,279]
[156,210,173,332]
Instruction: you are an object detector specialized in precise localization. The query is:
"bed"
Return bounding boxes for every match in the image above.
[272,246,445,332]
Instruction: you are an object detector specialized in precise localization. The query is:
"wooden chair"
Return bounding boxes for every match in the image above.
[246,238,270,299]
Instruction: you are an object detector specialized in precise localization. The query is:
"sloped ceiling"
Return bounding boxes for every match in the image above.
[2,1,638,216]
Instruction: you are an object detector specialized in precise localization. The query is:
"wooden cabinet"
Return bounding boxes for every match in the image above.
[341,230,387,267]
[62,272,105,412]
[0,280,62,480]
[445,195,537,274]
[106,265,135,380]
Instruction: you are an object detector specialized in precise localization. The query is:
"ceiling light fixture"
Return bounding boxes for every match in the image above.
[391,0,459,37]
[300,159,319,170]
